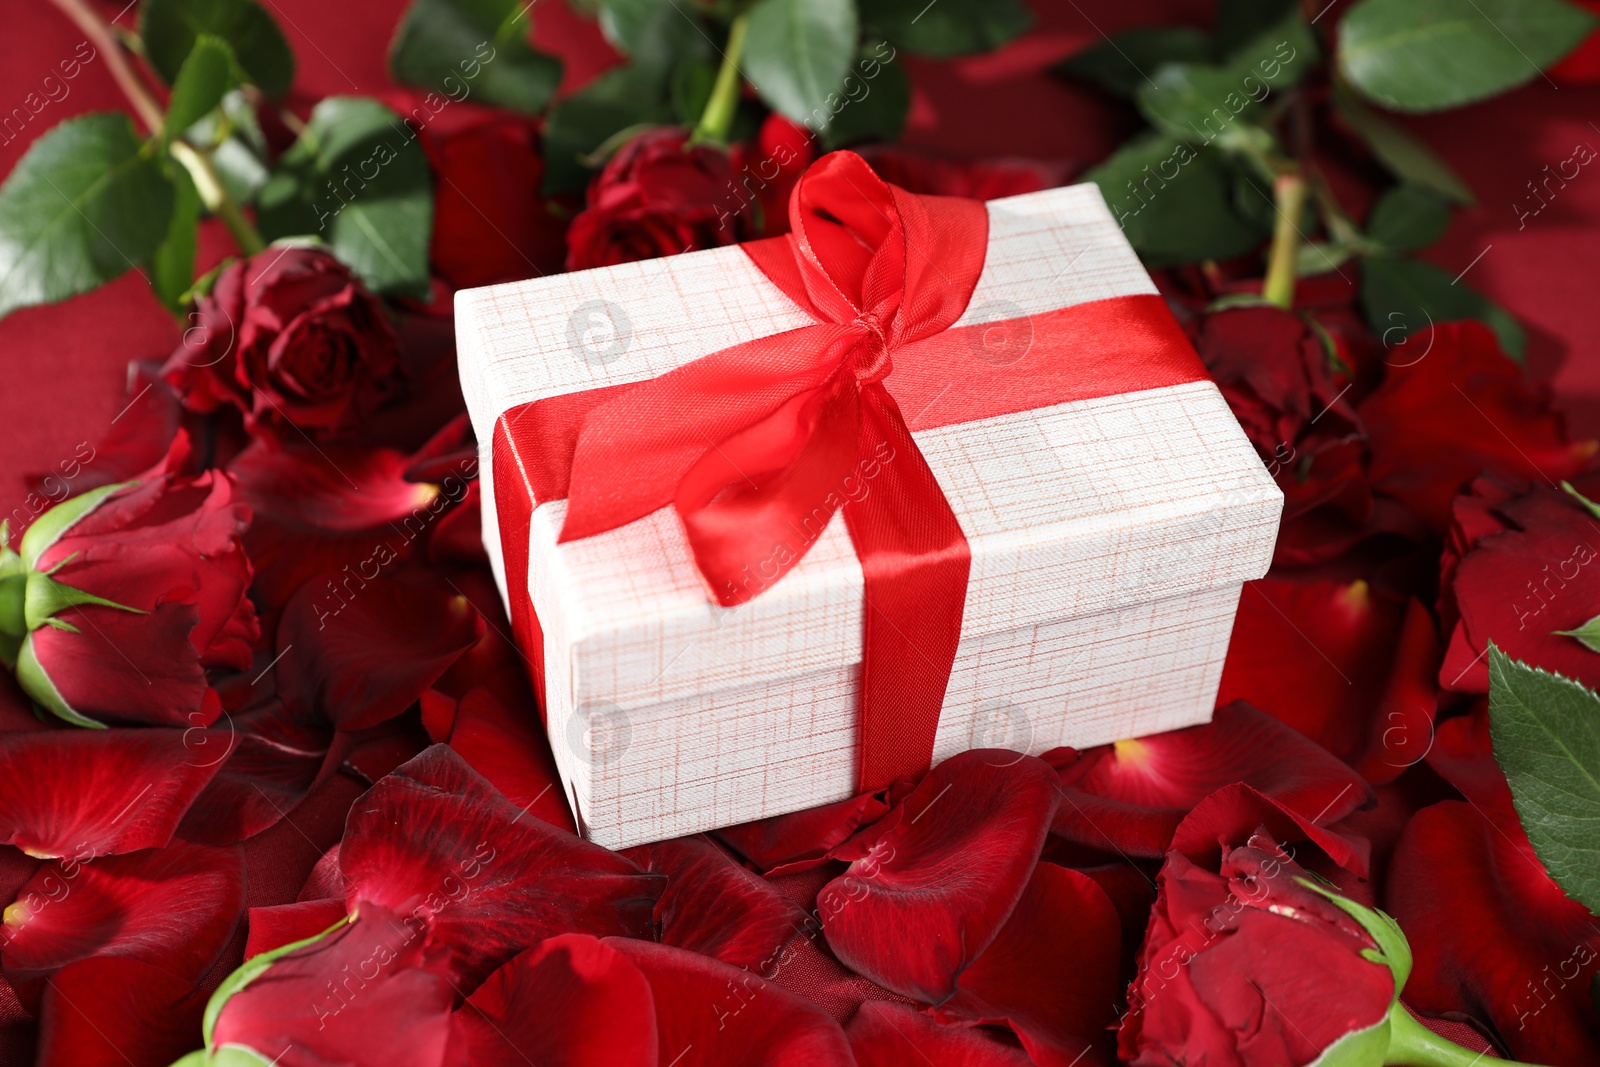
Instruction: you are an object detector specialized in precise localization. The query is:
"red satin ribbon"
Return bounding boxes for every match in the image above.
[492,151,1210,792]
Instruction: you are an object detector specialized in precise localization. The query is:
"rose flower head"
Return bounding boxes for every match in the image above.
[565,127,745,270]
[1122,829,1537,1067]
[162,247,401,441]
[0,460,257,729]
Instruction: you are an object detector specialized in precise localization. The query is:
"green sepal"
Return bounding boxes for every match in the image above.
[1296,878,1413,995]
[167,1046,276,1067]
[1305,1014,1389,1067]
[202,915,350,1046]
[0,574,24,638]
[23,571,144,632]
[1562,480,1600,520]
[18,482,136,570]
[15,632,106,729]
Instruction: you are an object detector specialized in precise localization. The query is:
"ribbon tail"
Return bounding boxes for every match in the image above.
[843,385,972,792]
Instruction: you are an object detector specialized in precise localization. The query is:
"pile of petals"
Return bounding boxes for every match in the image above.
[3,134,1600,1067]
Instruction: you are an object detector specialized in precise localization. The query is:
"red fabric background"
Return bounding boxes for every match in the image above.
[2,0,1597,501]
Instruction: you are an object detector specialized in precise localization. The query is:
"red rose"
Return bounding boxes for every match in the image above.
[565,127,744,270]
[1,447,258,728]
[161,248,402,440]
[419,110,568,289]
[1120,832,1396,1067]
[1190,305,1382,565]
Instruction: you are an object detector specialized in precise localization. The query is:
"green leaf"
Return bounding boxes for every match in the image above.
[1360,256,1525,359]
[859,0,1030,58]
[1554,613,1600,653]
[164,36,238,144]
[15,631,104,728]
[256,97,434,297]
[151,166,201,313]
[141,0,295,99]
[202,917,349,1046]
[744,0,859,126]
[1365,184,1451,253]
[598,0,713,75]
[1084,133,1270,266]
[389,0,563,115]
[1486,646,1600,915]
[670,59,718,126]
[1055,26,1211,99]
[541,64,676,194]
[19,481,132,569]
[1331,84,1475,204]
[0,114,175,321]
[1134,6,1315,151]
[819,41,909,148]
[1297,240,1358,278]
[1338,0,1597,112]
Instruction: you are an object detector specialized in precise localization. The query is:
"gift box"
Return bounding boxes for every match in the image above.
[456,151,1282,849]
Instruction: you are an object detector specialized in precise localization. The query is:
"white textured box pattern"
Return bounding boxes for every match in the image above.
[456,183,1282,848]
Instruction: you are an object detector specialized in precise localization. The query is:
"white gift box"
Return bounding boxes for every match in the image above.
[456,182,1283,850]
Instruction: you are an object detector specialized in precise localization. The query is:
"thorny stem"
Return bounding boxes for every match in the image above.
[48,0,267,257]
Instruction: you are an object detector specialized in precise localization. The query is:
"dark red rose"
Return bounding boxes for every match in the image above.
[732,114,815,238]
[4,453,258,729]
[1438,473,1600,694]
[1359,321,1594,536]
[565,127,744,270]
[1120,832,1396,1067]
[161,248,402,440]
[419,110,568,289]
[1190,305,1393,565]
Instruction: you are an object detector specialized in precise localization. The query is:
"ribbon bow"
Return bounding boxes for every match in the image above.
[495,150,1209,792]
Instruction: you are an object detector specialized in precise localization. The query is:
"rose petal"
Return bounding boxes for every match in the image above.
[35,956,205,1067]
[1053,702,1373,858]
[1360,321,1594,534]
[228,440,438,613]
[1217,580,1440,777]
[176,694,334,846]
[820,750,1059,1003]
[445,687,573,831]
[607,937,856,1066]
[276,571,481,730]
[456,933,657,1066]
[625,835,808,973]
[1168,782,1371,878]
[211,901,456,1067]
[2,842,244,999]
[848,1001,1039,1067]
[716,788,895,876]
[0,727,227,857]
[244,898,349,958]
[340,745,662,987]
[940,863,1120,1066]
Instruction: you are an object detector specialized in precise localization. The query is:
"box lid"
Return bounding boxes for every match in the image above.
[457,184,1283,711]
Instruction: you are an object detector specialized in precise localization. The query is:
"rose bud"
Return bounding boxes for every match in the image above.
[161,247,402,441]
[1120,830,1550,1067]
[565,127,746,270]
[0,462,257,729]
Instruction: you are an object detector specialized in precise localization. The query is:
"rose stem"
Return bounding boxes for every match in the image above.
[1261,172,1307,309]
[47,0,268,257]
[690,12,751,147]
[1383,1001,1555,1067]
